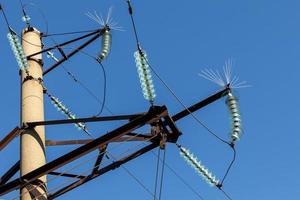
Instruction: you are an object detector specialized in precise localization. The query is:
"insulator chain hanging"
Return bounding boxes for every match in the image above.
[134,49,156,103]
[47,93,88,132]
[97,28,112,62]
[7,31,29,72]
[226,92,242,143]
[177,144,220,187]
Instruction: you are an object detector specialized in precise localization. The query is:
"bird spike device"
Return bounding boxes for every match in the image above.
[47,92,91,136]
[134,48,156,104]
[86,7,123,62]
[199,59,247,143]
[7,30,29,72]
[177,144,220,187]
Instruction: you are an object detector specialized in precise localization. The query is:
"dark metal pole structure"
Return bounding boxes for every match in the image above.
[0,106,168,196]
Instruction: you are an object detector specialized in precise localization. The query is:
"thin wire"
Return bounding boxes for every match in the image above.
[42,29,100,37]
[95,61,107,116]
[219,188,234,200]
[107,151,159,200]
[0,4,11,30]
[126,0,140,48]
[149,149,206,200]
[12,133,152,200]
[220,146,236,185]
[153,148,161,200]
[158,148,166,200]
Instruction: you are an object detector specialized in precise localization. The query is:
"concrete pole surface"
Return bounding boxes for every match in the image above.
[21,27,47,200]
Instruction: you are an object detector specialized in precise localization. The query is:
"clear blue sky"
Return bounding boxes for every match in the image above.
[1,0,300,200]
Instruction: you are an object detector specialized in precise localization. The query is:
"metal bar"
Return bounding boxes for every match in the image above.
[46,139,93,146]
[27,29,102,58]
[163,115,181,143]
[26,113,145,128]
[48,172,85,179]
[0,161,20,185]
[45,135,152,146]
[43,31,103,75]
[172,87,229,122]
[25,184,47,200]
[48,142,159,199]
[0,106,167,196]
[92,146,107,174]
[0,127,21,151]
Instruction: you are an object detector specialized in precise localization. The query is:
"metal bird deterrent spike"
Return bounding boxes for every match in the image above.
[199,59,249,144]
[86,7,124,62]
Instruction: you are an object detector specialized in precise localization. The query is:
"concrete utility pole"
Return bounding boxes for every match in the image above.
[21,27,47,200]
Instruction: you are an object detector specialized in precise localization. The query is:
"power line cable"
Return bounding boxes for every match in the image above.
[219,188,234,200]
[153,148,161,200]
[149,149,206,200]
[220,146,236,185]
[158,147,166,200]
[0,4,12,30]
[107,151,159,200]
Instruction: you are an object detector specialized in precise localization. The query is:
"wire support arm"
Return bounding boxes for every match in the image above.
[27,29,103,59]
[0,127,22,151]
[26,113,147,128]
[0,161,20,185]
[172,87,230,122]
[0,106,168,196]
[43,30,104,75]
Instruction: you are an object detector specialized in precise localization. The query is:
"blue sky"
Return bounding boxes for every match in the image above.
[1,0,300,200]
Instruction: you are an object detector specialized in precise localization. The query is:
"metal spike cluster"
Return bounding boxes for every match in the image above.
[7,31,29,71]
[134,49,156,103]
[49,94,87,131]
[178,145,220,186]
[226,92,242,143]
